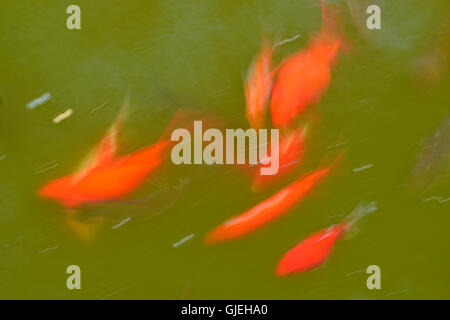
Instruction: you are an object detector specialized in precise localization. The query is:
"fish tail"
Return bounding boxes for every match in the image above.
[318,0,345,35]
[99,91,130,157]
[318,0,354,55]
[342,201,378,233]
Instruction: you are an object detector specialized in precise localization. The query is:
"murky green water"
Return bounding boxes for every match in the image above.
[0,0,449,299]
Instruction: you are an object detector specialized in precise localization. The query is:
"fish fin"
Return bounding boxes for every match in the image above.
[72,92,130,182]
[65,210,104,244]
[97,90,130,162]
[341,201,378,237]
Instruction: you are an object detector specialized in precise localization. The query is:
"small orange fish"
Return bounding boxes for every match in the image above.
[245,40,275,129]
[38,105,178,209]
[252,124,308,191]
[205,154,342,244]
[270,0,344,128]
[276,201,377,276]
[276,223,346,276]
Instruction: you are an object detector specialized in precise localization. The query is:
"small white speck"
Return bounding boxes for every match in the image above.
[27,92,51,110]
[353,163,374,172]
[275,33,302,46]
[327,212,346,220]
[346,268,366,277]
[112,217,132,230]
[53,108,73,123]
[423,196,442,202]
[172,233,195,248]
[327,141,348,149]
[37,246,59,255]
[90,102,107,114]
[386,289,408,297]
[35,160,59,174]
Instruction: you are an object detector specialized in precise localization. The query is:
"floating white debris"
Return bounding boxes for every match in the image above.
[26,92,51,110]
[353,163,374,172]
[0,155,5,161]
[327,141,348,149]
[423,196,450,203]
[35,160,59,174]
[112,217,132,230]
[386,289,409,297]
[37,246,59,255]
[423,196,442,202]
[346,268,366,277]
[172,233,195,248]
[275,33,302,46]
[90,102,107,114]
[53,108,73,123]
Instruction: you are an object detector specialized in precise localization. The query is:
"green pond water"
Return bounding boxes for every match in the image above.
[0,0,449,299]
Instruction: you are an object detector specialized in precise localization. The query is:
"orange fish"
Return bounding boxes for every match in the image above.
[252,124,308,191]
[270,0,344,128]
[276,201,377,276]
[245,40,275,129]
[205,154,342,244]
[38,103,177,209]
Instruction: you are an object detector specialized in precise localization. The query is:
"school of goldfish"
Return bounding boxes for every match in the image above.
[38,0,377,277]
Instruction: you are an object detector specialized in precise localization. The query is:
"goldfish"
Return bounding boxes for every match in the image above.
[205,153,342,244]
[252,124,309,191]
[245,40,275,129]
[270,0,344,128]
[276,201,377,276]
[38,99,177,209]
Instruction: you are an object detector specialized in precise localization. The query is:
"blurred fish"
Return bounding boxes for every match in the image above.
[414,46,448,88]
[38,96,178,209]
[270,0,345,128]
[414,4,450,88]
[245,40,275,129]
[205,153,343,244]
[252,124,309,191]
[276,201,377,276]
[410,115,450,191]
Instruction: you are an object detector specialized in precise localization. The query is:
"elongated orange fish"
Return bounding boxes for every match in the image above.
[270,0,344,128]
[205,154,342,244]
[245,40,275,129]
[276,201,377,276]
[38,104,176,209]
[252,124,308,191]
